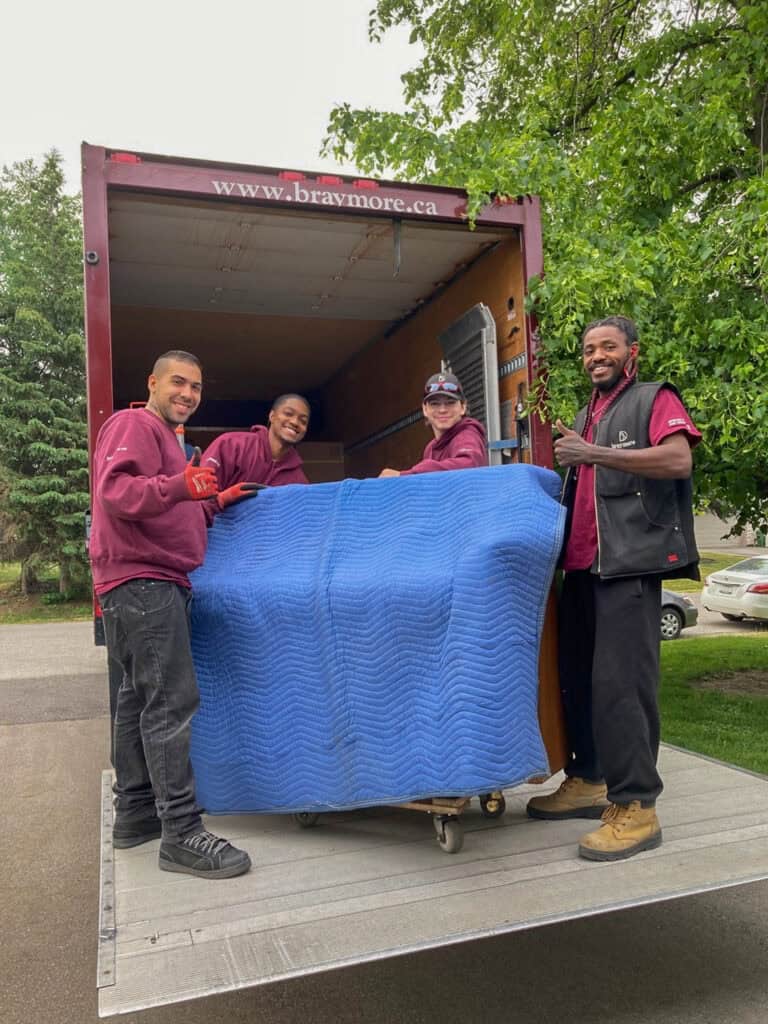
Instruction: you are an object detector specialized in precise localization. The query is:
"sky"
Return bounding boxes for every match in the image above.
[2,0,417,192]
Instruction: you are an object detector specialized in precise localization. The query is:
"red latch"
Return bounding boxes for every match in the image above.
[353,179,379,190]
[317,175,343,185]
[110,152,142,163]
[279,171,306,181]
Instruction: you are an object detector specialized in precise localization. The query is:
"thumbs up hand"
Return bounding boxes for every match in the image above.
[553,419,594,467]
[183,447,219,499]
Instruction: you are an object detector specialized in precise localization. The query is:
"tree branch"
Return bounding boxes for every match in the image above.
[677,167,742,197]
[569,25,738,129]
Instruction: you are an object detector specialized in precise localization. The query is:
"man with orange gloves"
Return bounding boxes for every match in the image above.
[90,350,251,879]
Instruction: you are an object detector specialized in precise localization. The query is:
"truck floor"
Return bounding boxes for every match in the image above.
[98,744,768,1017]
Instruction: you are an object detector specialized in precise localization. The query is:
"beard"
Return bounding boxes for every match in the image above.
[594,372,621,392]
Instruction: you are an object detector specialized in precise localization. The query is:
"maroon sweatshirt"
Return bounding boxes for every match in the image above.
[400,417,488,475]
[90,409,207,595]
[202,425,309,489]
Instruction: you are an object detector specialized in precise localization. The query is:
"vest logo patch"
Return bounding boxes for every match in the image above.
[611,429,636,450]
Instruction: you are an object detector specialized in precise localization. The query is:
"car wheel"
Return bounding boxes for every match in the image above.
[660,607,683,640]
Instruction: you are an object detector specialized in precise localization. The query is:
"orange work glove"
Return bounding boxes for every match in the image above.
[183,447,218,500]
[217,482,267,510]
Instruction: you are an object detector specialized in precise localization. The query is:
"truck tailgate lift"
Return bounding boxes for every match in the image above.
[98,745,768,1016]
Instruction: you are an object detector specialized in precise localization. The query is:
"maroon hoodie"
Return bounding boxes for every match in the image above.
[90,408,207,594]
[400,417,488,475]
[202,425,309,489]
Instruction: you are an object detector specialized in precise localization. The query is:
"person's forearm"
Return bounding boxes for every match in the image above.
[99,468,189,519]
[401,453,476,475]
[589,442,691,479]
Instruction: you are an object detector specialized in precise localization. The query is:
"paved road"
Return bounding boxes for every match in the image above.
[2,621,767,1024]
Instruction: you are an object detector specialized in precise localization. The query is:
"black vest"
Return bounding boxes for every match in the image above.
[568,380,699,581]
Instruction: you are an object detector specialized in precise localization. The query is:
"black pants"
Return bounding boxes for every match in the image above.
[559,570,663,806]
[100,579,203,838]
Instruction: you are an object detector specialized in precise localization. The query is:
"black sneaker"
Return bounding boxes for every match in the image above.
[159,830,252,879]
[113,816,162,849]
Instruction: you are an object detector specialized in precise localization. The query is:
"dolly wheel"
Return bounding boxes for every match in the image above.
[480,792,507,819]
[293,812,319,828]
[433,815,464,854]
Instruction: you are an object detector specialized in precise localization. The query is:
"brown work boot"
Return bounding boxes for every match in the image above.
[526,776,609,820]
[578,801,662,861]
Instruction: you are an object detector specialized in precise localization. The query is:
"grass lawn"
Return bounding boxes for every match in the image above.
[0,562,91,625]
[670,550,750,593]
[661,634,768,775]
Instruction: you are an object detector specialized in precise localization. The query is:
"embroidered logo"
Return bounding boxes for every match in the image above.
[611,429,636,449]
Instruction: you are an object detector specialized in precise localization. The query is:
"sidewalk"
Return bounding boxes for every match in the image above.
[700,544,765,557]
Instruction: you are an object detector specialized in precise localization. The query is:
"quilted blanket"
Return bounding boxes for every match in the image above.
[189,464,565,813]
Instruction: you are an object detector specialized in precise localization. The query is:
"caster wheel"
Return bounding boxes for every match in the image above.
[480,792,506,819]
[433,815,464,854]
[293,812,319,828]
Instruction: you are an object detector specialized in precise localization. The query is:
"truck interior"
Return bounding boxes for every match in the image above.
[106,192,531,481]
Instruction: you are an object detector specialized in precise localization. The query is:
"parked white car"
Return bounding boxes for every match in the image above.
[701,556,768,622]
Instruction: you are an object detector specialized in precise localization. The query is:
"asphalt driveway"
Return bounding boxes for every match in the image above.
[681,591,768,639]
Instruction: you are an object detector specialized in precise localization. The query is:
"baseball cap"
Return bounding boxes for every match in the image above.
[423,372,465,402]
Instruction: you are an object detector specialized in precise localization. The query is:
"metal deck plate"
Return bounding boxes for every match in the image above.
[98,746,768,1016]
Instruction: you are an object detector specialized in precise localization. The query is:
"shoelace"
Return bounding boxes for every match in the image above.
[181,830,230,856]
[601,804,638,830]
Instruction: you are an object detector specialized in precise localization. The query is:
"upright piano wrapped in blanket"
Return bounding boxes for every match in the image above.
[190,464,565,813]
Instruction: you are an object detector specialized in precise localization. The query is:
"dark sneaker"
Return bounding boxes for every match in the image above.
[113,816,162,849]
[159,830,251,879]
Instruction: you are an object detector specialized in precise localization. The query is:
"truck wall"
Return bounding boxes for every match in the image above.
[325,236,529,478]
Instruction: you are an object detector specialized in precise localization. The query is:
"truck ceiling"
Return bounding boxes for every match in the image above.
[107,193,516,396]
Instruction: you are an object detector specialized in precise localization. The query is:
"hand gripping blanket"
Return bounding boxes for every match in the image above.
[190,463,565,813]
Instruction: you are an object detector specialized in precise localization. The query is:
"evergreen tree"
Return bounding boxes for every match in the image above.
[0,152,89,595]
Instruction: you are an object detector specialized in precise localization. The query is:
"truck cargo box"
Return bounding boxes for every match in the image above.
[82,142,565,766]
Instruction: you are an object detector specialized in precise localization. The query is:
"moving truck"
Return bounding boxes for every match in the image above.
[81,140,566,764]
[82,144,768,1017]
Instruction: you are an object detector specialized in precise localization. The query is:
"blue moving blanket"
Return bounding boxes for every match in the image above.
[190,464,565,813]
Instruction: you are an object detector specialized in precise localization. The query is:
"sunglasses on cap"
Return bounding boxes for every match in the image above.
[425,381,461,395]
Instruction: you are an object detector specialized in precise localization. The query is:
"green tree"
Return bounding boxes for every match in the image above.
[325,0,768,530]
[0,152,89,595]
